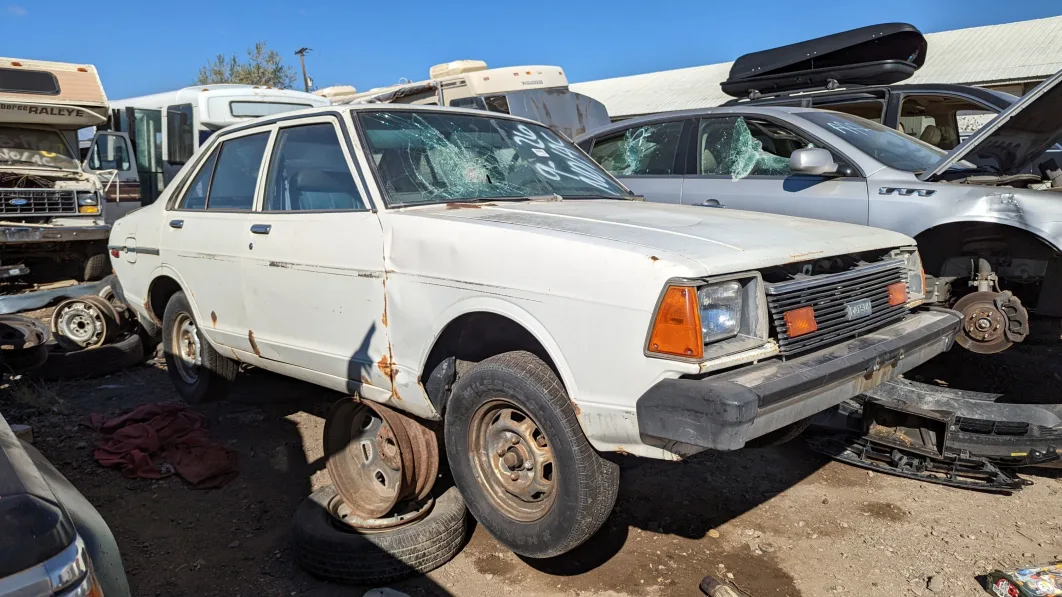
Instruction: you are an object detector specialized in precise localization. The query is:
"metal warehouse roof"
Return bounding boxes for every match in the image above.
[570,15,1062,118]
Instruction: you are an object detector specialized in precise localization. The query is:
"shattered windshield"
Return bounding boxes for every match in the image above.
[0,126,79,170]
[358,110,628,206]
[798,111,970,173]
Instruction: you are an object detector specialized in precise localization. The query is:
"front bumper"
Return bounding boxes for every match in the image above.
[636,308,962,451]
[0,224,110,245]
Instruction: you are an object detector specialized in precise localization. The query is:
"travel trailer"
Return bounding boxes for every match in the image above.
[323,61,610,140]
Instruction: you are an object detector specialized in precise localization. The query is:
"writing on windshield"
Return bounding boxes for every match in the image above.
[0,126,78,169]
[359,110,626,205]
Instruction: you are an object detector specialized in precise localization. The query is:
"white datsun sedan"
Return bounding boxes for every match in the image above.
[108,104,960,558]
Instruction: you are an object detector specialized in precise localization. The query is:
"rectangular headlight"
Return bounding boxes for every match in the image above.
[698,281,742,343]
[76,192,99,206]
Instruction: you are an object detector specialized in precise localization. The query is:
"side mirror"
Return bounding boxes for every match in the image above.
[790,148,839,176]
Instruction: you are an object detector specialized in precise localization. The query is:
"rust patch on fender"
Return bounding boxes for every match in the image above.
[615,447,629,456]
[377,354,394,378]
[248,330,261,356]
[649,255,659,262]
[210,311,217,327]
[572,402,582,416]
[381,293,388,327]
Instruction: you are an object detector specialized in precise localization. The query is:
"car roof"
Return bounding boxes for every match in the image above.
[575,105,813,141]
[213,103,547,139]
[721,82,1015,109]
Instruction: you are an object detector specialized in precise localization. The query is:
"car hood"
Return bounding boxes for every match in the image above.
[409,200,913,273]
[921,68,1062,181]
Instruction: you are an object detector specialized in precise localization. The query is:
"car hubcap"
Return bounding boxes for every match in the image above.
[469,400,556,522]
[171,312,202,384]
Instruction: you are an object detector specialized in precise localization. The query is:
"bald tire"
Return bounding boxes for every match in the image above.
[292,485,468,585]
[445,350,620,559]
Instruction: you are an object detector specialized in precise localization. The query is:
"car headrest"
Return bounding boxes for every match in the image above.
[920,125,942,146]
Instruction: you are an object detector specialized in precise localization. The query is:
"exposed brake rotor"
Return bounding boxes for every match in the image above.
[323,398,439,520]
[952,290,1028,354]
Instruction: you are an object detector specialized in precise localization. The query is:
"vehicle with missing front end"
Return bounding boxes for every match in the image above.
[108,103,960,558]
[577,68,1062,355]
[0,57,140,283]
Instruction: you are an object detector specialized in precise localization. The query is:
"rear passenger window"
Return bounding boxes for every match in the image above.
[179,147,219,210]
[206,132,269,211]
[589,121,684,176]
[264,124,365,211]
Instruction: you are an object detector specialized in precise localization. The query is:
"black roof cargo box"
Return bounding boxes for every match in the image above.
[721,23,927,98]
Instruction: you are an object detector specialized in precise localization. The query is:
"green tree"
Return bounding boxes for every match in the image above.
[195,42,297,89]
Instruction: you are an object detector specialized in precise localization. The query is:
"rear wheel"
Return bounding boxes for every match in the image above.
[161,291,236,403]
[445,351,619,558]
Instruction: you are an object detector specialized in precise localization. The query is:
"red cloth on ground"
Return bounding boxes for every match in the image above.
[91,402,238,489]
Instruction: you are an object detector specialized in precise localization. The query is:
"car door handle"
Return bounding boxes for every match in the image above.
[169,219,184,229]
[250,224,272,235]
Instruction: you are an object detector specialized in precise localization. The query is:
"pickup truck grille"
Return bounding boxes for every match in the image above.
[765,259,908,356]
[0,189,77,215]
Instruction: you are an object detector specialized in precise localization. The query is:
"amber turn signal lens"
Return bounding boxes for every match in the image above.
[784,306,818,338]
[648,286,703,359]
[887,282,908,306]
[78,205,99,214]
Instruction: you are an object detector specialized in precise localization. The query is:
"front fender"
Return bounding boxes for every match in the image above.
[912,216,1062,254]
[419,296,579,401]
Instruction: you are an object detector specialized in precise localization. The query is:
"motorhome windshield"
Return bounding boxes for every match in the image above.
[799,111,971,173]
[358,110,628,206]
[451,89,610,141]
[0,126,79,170]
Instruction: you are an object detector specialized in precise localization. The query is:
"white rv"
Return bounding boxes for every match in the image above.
[0,57,137,281]
[106,85,330,203]
[322,61,610,140]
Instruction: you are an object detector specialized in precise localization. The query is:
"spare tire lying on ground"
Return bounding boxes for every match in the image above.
[292,484,467,585]
[39,333,144,380]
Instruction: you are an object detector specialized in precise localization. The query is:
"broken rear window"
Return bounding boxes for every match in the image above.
[357,110,628,206]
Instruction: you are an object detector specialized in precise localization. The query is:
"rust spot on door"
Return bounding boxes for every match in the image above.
[248,330,261,356]
[210,311,217,327]
[381,293,388,327]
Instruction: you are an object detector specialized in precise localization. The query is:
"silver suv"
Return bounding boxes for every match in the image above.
[577,70,1062,355]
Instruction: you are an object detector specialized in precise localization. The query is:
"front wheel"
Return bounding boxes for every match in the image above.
[444,351,619,558]
[161,291,237,403]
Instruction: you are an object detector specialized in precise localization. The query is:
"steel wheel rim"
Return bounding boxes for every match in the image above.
[171,312,202,384]
[56,301,106,348]
[326,401,407,518]
[327,491,434,532]
[468,399,557,522]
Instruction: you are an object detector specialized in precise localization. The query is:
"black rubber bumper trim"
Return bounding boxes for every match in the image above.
[636,308,962,452]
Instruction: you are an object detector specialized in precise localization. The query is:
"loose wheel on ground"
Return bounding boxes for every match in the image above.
[445,350,619,559]
[292,485,467,585]
[161,291,237,403]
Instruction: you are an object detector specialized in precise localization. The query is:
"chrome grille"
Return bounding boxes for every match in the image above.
[766,259,908,356]
[0,189,77,215]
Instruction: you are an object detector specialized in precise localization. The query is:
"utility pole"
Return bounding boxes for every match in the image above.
[295,47,312,92]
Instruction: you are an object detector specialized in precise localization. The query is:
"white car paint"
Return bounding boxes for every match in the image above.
[110,104,925,461]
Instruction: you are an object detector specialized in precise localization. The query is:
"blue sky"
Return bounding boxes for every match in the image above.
[4,0,1061,100]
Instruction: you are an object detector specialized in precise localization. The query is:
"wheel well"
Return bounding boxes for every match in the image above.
[420,312,562,414]
[915,222,1058,275]
[146,275,182,324]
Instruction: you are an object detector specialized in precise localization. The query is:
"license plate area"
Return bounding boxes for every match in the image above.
[845,298,873,321]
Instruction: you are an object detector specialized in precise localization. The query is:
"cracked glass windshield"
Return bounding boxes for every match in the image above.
[797,111,970,173]
[0,126,79,170]
[358,110,628,205]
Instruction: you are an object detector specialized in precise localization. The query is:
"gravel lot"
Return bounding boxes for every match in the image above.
[3,334,1061,597]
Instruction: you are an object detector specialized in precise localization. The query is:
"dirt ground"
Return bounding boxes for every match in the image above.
[3,334,1062,597]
